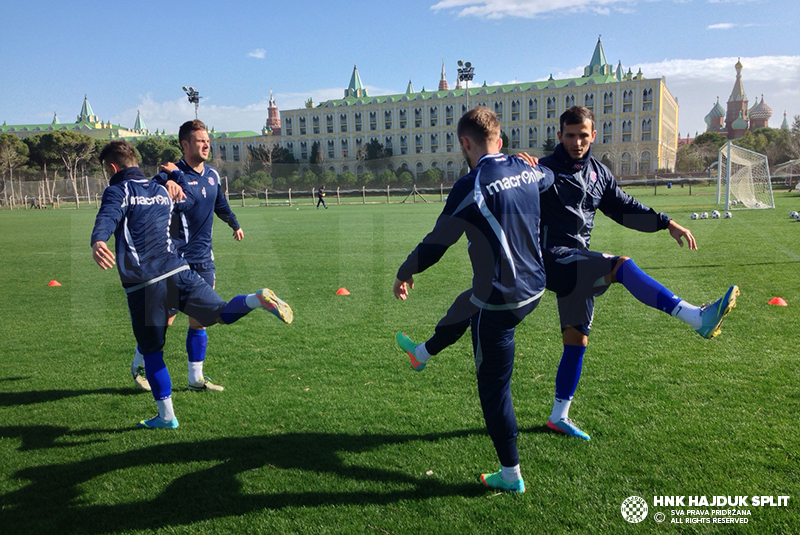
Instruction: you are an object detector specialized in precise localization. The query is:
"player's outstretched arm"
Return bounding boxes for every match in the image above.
[92,241,116,269]
[668,220,697,250]
[393,277,414,300]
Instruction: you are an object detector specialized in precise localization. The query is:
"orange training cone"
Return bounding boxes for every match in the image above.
[336,287,350,296]
[768,297,787,306]
[48,280,61,287]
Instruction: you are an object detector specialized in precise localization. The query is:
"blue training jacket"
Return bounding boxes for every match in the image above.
[397,154,554,310]
[90,166,189,288]
[539,144,671,251]
[154,159,240,264]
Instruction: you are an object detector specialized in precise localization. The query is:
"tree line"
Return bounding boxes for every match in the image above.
[675,118,800,173]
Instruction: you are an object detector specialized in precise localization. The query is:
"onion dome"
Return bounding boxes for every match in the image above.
[749,94,773,121]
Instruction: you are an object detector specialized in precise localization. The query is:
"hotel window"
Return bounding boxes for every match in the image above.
[446,132,454,152]
[584,94,594,114]
[511,100,520,121]
[285,118,292,136]
[219,145,227,161]
[431,133,438,153]
[327,139,335,158]
[546,125,556,145]
[341,139,348,158]
[430,106,438,127]
[623,91,633,113]
[642,88,654,111]
[340,113,348,133]
[622,120,632,142]
[603,92,613,114]
[528,98,538,120]
[312,115,320,134]
[384,110,392,129]
[400,135,408,155]
[528,127,538,148]
[326,115,333,134]
[300,141,308,160]
[602,122,613,144]
[546,97,556,119]
[641,119,652,141]
[354,112,362,132]
[565,95,575,108]
[494,101,503,120]
[445,105,454,126]
[415,134,423,154]
[299,116,306,135]
[399,109,407,128]
[232,144,239,162]
[385,136,393,152]
[414,107,422,128]
[510,128,520,149]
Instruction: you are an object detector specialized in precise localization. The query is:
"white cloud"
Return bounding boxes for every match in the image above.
[248,49,266,59]
[708,22,736,29]
[431,0,635,18]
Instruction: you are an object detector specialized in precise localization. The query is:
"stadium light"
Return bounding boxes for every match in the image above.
[457,60,475,112]
[183,86,202,119]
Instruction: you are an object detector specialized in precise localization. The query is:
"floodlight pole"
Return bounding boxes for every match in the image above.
[183,86,201,119]
[457,60,475,113]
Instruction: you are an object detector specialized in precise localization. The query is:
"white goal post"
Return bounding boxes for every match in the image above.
[716,142,774,209]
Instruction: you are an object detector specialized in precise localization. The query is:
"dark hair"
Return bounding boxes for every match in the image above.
[559,106,595,132]
[178,119,207,144]
[99,140,138,168]
[457,106,500,144]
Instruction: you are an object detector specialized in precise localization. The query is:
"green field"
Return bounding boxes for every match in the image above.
[1,187,798,534]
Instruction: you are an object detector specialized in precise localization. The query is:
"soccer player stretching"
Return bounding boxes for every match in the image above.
[91,141,292,428]
[397,106,738,443]
[393,107,554,493]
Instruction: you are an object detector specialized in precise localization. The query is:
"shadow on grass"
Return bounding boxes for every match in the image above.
[0,387,141,407]
[0,426,489,534]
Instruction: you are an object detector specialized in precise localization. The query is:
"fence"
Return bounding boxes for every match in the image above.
[0,176,454,210]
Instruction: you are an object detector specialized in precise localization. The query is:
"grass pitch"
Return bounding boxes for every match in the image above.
[0,187,798,534]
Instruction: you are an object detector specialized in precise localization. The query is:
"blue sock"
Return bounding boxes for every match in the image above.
[219,295,251,324]
[616,259,682,314]
[555,344,586,400]
[142,350,172,401]
[186,328,207,362]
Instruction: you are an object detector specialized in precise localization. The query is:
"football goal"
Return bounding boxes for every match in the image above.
[717,142,774,209]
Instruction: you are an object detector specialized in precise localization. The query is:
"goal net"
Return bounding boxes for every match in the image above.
[716,142,774,209]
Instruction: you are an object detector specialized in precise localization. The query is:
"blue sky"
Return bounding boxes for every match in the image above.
[1,0,797,138]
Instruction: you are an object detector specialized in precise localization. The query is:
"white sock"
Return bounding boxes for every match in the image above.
[671,300,702,329]
[189,361,204,384]
[132,347,144,368]
[415,343,432,363]
[245,293,261,309]
[156,397,175,422]
[500,464,522,483]
[550,397,572,423]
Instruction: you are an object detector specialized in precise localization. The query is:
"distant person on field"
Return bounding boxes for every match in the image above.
[128,119,256,393]
[393,107,554,494]
[91,140,293,429]
[317,184,328,209]
[396,106,738,443]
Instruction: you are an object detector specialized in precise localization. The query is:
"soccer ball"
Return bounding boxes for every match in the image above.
[690,212,698,220]
[700,212,709,219]
[724,211,732,219]
[790,211,798,219]
[711,210,720,219]
[795,212,800,221]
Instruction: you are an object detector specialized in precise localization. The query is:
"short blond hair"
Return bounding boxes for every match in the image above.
[457,106,500,145]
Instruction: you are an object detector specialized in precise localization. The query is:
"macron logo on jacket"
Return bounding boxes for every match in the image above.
[485,167,548,196]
